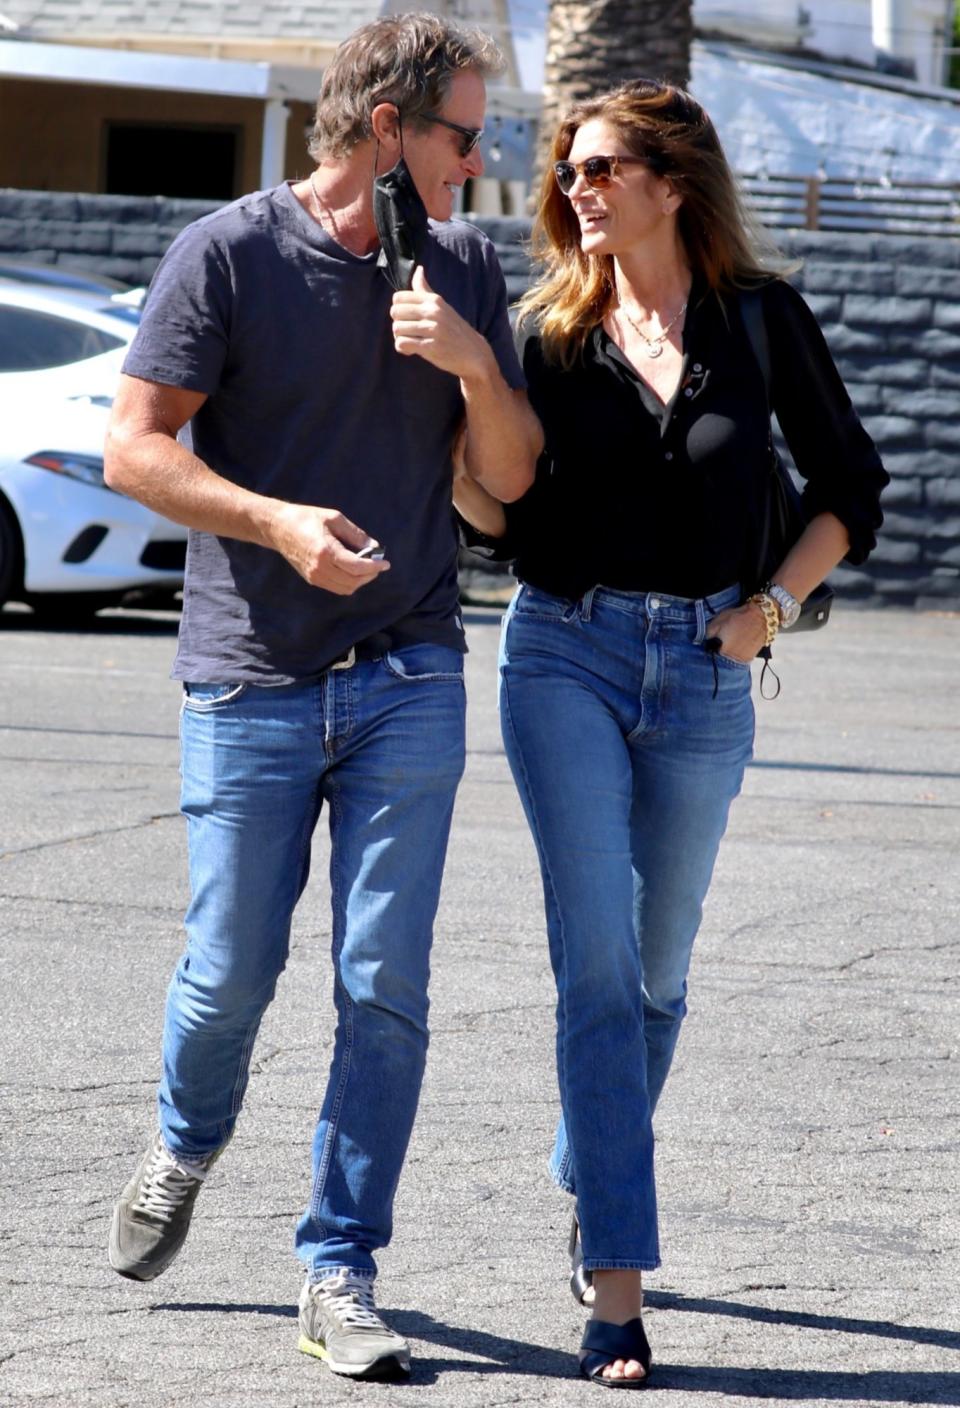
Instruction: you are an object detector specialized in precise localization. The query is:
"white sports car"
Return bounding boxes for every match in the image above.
[0,279,186,619]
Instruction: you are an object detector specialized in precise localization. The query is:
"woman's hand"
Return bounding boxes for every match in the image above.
[706,601,768,663]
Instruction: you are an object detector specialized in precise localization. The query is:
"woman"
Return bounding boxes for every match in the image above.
[455,80,887,1387]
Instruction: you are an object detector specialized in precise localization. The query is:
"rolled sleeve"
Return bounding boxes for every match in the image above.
[765,281,889,565]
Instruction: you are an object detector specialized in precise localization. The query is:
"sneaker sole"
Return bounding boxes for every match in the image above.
[297,1334,411,1379]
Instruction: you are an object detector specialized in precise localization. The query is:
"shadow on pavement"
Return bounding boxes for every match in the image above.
[149,1300,571,1383]
[750,759,960,781]
[646,1290,960,1351]
[148,1298,959,1397]
[646,1366,960,1400]
[0,607,180,635]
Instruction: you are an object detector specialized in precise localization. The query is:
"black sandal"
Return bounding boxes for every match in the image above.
[569,1214,595,1306]
[579,1316,652,1389]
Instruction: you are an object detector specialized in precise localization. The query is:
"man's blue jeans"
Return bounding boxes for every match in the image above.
[157,644,466,1279]
[499,584,755,1271]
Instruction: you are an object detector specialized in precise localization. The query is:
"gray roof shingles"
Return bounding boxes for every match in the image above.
[0,0,386,40]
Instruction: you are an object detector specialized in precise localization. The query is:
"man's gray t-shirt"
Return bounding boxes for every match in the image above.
[123,182,524,682]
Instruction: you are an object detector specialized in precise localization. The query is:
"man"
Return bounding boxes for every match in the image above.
[104,12,540,1381]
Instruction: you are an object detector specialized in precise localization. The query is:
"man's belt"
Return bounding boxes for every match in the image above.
[327,630,403,671]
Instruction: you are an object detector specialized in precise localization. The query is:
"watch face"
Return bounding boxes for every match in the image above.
[770,583,800,627]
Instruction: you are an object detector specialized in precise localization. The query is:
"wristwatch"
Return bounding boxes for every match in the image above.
[766,582,801,629]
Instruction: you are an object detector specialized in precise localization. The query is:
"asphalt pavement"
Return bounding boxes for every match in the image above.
[1,600,958,1408]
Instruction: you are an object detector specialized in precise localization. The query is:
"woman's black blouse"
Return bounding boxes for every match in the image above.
[473,280,888,602]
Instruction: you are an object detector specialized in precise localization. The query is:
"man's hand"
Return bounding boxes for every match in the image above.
[390,267,493,381]
[268,504,390,596]
[390,268,540,504]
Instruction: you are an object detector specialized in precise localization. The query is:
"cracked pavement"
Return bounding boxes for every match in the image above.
[1,603,958,1407]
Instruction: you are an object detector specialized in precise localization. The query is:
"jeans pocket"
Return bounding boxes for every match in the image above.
[513,585,579,623]
[181,681,249,712]
[714,650,752,671]
[382,644,464,683]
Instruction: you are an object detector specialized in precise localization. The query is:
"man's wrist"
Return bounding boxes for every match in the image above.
[256,495,294,553]
[459,341,500,398]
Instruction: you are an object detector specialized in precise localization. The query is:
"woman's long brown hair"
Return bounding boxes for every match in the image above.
[517,80,793,367]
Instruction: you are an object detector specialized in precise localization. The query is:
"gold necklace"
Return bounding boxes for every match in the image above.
[618,297,688,359]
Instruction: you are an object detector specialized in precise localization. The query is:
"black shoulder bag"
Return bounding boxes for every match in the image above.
[740,288,834,632]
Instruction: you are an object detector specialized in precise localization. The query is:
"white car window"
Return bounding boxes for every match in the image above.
[0,305,126,371]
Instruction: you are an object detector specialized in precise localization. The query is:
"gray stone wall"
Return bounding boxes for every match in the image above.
[0,190,220,287]
[1,190,957,608]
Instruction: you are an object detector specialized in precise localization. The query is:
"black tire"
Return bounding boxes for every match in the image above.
[0,498,24,611]
[27,591,121,626]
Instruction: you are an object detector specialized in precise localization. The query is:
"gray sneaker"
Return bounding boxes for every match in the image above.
[298,1269,411,1379]
[108,1132,216,1281]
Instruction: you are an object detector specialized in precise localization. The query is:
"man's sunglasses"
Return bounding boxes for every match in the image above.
[553,154,646,194]
[420,112,484,157]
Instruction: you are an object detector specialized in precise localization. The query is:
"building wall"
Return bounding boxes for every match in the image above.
[0,79,314,196]
[0,191,956,608]
[694,0,950,82]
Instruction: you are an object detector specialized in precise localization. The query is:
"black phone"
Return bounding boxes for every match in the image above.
[356,542,385,561]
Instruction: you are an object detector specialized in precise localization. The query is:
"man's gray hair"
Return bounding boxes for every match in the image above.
[309,12,504,160]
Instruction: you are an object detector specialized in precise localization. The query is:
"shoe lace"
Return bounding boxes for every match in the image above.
[132,1142,208,1224]
[314,1269,385,1331]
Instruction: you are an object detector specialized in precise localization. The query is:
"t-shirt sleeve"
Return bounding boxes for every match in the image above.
[122,219,233,394]
[764,280,889,566]
[476,236,526,392]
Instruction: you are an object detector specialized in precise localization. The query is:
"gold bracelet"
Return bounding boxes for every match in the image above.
[747,592,780,647]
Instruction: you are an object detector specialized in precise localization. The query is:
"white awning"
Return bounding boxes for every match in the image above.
[0,36,539,113]
[0,36,322,101]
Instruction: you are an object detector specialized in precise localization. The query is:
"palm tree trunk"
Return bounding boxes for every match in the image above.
[537,0,692,181]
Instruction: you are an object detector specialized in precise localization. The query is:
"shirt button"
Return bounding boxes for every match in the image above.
[664,451,674,461]
[684,387,693,397]
[693,362,702,372]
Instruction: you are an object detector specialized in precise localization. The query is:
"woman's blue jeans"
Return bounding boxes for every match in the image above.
[157,644,466,1280]
[499,584,755,1271]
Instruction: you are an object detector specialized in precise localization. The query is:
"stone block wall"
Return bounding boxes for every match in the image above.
[0,190,219,287]
[1,191,957,608]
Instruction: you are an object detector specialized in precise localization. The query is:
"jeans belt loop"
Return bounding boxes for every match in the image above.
[579,587,596,623]
[694,597,707,646]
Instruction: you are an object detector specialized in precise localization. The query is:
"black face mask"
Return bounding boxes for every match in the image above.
[373,155,429,292]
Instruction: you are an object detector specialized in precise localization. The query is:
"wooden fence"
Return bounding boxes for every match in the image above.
[740,174,960,236]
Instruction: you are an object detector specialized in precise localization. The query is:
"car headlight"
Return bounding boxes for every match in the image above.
[24,451,110,491]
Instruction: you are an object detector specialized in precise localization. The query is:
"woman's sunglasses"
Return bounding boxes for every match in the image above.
[553,154,646,195]
[420,112,484,158]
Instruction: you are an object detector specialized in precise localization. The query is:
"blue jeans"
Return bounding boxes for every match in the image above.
[499,584,754,1271]
[157,644,466,1280]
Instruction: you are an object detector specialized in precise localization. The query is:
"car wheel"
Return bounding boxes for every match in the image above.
[0,498,24,610]
[27,591,120,626]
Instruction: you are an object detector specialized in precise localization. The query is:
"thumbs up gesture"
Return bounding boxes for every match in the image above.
[390,264,490,380]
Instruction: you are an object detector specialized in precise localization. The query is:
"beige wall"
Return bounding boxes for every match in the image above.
[0,78,315,195]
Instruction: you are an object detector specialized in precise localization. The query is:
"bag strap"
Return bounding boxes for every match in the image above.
[740,286,771,410]
[739,286,776,592]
